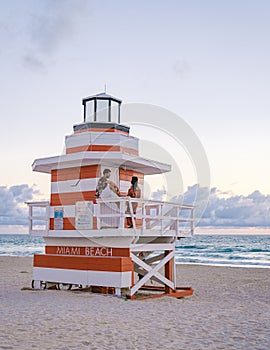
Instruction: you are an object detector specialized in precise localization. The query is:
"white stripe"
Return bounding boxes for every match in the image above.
[119,180,131,193]
[51,178,98,194]
[120,180,144,195]
[33,267,88,285]
[65,132,138,151]
[44,237,128,247]
[51,178,144,195]
[50,189,144,219]
[33,267,132,288]
[44,235,134,246]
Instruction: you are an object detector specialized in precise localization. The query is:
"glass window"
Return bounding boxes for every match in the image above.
[111,101,119,123]
[85,100,94,122]
[96,99,109,122]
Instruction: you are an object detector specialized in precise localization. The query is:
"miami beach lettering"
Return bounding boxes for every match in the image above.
[56,246,113,256]
[85,247,113,256]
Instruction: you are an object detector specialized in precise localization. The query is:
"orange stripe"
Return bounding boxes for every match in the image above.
[50,191,96,206]
[51,166,144,183]
[74,128,129,135]
[93,217,97,229]
[80,166,101,179]
[49,218,53,230]
[51,165,100,182]
[120,175,144,184]
[119,168,144,178]
[49,217,142,230]
[49,217,142,231]
[33,254,133,272]
[119,169,144,183]
[45,246,130,257]
[66,145,138,155]
[122,148,138,155]
[50,217,75,230]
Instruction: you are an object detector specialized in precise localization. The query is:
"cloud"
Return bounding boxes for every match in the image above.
[22,53,46,71]
[170,184,210,222]
[1,182,269,228]
[9,184,39,203]
[150,188,167,201]
[180,185,270,227]
[0,185,39,225]
[23,0,90,70]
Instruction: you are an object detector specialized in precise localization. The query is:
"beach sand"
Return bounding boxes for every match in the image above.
[0,257,269,350]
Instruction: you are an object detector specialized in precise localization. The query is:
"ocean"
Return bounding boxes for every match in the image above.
[0,234,269,268]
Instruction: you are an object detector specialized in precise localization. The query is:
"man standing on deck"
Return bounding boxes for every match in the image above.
[95,168,120,198]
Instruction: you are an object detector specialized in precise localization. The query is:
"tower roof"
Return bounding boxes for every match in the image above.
[32,152,171,175]
[82,92,122,104]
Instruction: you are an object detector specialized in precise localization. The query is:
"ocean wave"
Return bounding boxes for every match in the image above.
[1,233,269,268]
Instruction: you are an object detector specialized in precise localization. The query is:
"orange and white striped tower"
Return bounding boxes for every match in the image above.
[27,92,194,299]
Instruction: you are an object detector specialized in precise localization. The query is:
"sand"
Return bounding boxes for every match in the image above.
[0,256,269,350]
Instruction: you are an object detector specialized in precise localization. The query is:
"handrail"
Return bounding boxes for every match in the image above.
[97,196,194,208]
[26,201,50,235]
[96,197,194,236]
[26,198,194,237]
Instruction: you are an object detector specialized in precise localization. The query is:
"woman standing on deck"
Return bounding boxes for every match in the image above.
[126,176,141,228]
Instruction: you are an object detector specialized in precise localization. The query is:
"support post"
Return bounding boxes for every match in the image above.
[165,250,173,294]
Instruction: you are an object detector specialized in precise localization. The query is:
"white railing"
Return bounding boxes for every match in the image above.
[26,198,194,237]
[26,201,50,235]
[96,197,194,237]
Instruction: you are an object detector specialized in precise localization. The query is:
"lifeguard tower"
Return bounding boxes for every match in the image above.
[27,92,194,299]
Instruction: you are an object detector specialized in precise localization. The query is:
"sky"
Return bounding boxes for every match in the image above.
[0,0,270,230]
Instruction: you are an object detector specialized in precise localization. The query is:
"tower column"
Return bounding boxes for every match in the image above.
[164,250,173,294]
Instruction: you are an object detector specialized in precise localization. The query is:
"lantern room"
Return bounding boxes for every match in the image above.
[82,92,122,123]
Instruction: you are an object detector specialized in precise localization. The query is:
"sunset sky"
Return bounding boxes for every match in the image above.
[0,0,269,230]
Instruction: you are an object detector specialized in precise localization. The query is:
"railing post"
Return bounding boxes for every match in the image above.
[130,198,135,229]
[160,204,163,233]
[29,205,33,233]
[177,206,180,237]
[191,207,194,235]
[46,204,50,232]
[96,202,101,230]
[141,202,145,230]
[119,200,125,229]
